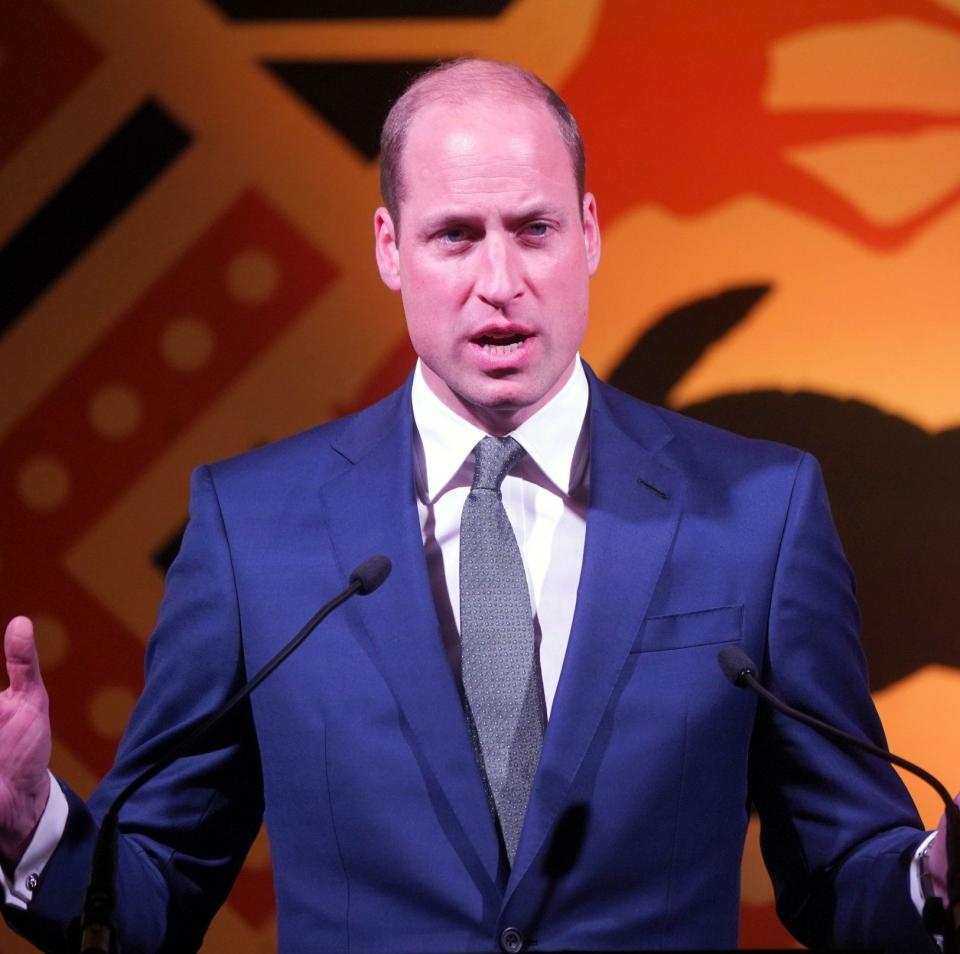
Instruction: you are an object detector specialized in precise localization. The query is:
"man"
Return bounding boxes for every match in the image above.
[0,59,952,952]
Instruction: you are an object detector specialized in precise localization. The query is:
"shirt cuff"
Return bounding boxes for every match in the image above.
[911,828,945,952]
[1,773,68,910]
[911,830,939,915]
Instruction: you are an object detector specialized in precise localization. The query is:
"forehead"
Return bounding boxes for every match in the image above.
[399,96,577,208]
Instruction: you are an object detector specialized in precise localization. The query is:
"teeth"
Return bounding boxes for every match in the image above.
[482,340,523,354]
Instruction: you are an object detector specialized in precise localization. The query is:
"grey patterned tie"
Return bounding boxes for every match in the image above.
[460,435,545,864]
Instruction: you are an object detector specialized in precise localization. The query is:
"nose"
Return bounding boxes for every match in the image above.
[474,233,523,309]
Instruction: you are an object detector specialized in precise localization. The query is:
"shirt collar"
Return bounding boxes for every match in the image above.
[411,357,590,502]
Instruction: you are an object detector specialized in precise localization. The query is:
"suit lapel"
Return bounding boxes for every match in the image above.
[317,386,503,889]
[508,377,685,891]
[315,374,684,902]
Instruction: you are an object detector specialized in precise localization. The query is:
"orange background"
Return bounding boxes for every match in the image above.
[2,1,959,949]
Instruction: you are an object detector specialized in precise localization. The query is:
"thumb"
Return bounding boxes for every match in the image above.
[4,616,43,694]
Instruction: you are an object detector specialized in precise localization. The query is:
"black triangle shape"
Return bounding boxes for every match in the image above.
[212,1,512,19]
[152,520,187,575]
[266,60,442,160]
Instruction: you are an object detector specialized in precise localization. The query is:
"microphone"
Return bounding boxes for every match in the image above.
[79,556,392,953]
[351,554,392,594]
[718,645,960,952]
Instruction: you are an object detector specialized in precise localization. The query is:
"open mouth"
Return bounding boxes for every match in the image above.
[473,332,528,355]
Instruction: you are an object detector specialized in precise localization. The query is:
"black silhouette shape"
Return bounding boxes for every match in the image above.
[153,521,187,575]
[0,100,191,333]
[265,60,437,161]
[209,0,513,19]
[611,286,960,690]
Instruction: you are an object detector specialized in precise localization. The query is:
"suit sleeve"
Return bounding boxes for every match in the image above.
[4,466,264,953]
[750,452,937,952]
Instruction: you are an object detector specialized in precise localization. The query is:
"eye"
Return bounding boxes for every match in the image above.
[437,226,471,245]
[521,221,551,241]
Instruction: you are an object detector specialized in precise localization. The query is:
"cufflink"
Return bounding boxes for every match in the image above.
[25,872,39,892]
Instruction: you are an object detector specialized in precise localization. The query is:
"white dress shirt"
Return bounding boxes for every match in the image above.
[1,774,66,910]
[411,357,590,718]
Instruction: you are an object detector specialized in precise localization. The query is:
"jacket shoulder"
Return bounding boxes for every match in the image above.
[593,375,808,473]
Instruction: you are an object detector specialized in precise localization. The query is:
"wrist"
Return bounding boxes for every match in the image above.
[0,774,51,873]
[918,834,959,938]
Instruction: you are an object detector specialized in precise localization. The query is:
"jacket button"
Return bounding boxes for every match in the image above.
[500,926,524,953]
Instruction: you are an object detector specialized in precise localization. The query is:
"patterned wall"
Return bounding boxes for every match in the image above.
[2,1,959,949]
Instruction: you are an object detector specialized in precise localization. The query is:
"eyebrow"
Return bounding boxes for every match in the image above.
[507,206,560,225]
[420,211,482,234]
[419,205,564,235]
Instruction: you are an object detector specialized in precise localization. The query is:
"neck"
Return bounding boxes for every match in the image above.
[419,361,578,436]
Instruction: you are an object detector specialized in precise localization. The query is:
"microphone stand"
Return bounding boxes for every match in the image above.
[79,556,391,953]
[718,646,960,954]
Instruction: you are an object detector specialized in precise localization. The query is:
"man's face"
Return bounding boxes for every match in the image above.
[374,96,600,434]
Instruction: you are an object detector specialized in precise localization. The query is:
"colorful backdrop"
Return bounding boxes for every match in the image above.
[2,1,959,949]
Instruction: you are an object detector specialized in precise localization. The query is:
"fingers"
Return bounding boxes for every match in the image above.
[3,616,43,694]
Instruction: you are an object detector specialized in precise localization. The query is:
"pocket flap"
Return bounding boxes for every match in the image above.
[636,604,743,653]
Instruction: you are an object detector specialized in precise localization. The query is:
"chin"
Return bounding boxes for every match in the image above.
[472,389,536,413]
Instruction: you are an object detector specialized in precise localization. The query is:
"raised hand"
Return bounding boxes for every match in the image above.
[0,616,52,870]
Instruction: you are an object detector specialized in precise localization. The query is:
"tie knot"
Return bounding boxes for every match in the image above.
[470,436,526,492]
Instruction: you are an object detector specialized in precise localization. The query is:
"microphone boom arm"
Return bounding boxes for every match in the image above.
[718,645,960,953]
[80,556,391,953]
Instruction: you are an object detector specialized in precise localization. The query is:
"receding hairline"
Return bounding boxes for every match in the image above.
[379,59,585,229]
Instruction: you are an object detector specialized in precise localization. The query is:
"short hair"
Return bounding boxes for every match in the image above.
[379,59,585,228]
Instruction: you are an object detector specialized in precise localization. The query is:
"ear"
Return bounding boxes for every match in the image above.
[374,207,402,291]
[582,192,601,276]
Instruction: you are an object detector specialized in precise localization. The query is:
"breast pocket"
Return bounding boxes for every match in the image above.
[634,604,743,653]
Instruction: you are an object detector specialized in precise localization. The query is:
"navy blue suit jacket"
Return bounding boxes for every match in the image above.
[8,368,935,951]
